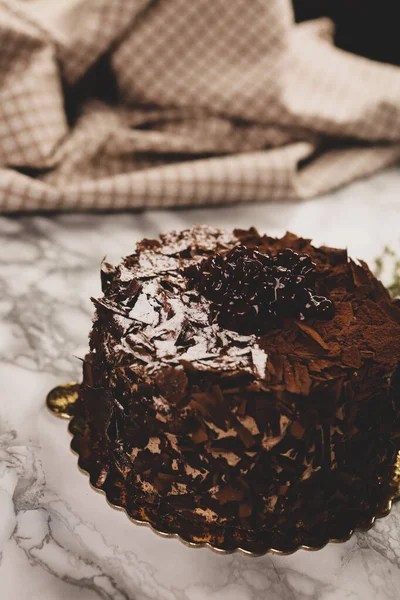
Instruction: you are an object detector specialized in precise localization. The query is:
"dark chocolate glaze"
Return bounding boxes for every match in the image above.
[75,226,400,539]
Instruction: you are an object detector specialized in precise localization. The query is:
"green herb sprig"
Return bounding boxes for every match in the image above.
[374,246,400,298]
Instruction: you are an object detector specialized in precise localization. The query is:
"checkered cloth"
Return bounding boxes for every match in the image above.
[1,0,400,211]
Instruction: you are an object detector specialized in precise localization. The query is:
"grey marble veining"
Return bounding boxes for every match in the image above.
[1,167,400,599]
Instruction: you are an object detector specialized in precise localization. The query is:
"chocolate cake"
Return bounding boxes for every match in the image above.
[74,226,400,550]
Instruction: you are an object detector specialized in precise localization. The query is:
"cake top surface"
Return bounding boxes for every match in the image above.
[92,225,400,400]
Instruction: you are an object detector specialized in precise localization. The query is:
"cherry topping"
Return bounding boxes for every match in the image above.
[184,245,334,334]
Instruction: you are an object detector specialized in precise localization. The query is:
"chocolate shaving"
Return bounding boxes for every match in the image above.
[341,348,362,369]
[155,366,188,405]
[100,260,116,293]
[295,321,330,350]
[125,278,142,303]
[91,297,130,318]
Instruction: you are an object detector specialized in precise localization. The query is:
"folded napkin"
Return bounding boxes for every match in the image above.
[1,0,400,212]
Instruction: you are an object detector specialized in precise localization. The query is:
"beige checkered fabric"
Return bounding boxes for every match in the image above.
[1,0,400,211]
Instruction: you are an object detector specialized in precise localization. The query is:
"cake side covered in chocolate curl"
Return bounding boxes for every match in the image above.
[75,226,400,539]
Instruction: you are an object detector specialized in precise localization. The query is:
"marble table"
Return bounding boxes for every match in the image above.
[1,168,400,600]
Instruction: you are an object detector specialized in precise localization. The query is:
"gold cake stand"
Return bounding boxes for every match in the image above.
[47,383,400,556]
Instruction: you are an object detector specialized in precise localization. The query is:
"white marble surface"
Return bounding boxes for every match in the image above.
[1,168,400,600]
